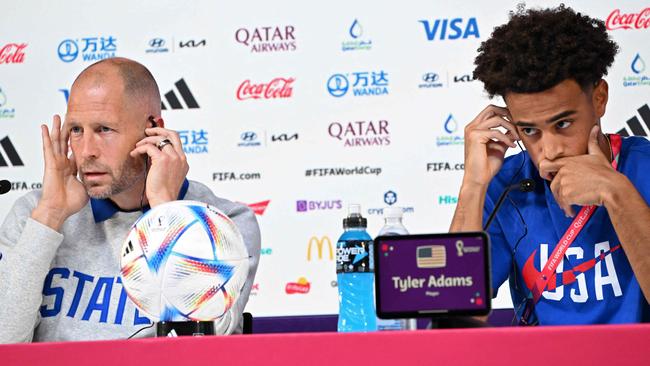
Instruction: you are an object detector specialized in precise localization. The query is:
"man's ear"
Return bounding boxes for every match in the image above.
[592,79,608,119]
[148,116,165,129]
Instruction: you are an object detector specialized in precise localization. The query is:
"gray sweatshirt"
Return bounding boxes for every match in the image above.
[0,180,261,343]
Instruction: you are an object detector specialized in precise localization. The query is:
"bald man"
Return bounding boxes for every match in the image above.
[0,58,261,343]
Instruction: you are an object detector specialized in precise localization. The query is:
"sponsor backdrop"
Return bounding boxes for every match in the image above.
[0,0,648,317]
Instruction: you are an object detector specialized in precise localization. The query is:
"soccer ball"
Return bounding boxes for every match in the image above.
[120,200,249,322]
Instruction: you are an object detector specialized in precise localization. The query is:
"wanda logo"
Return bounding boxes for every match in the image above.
[236,77,294,100]
[0,43,27,64]
[606,8,650,30]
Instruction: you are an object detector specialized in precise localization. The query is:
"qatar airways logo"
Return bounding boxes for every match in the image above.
[235,26,297,53]
[328,120,390,147]
[236,78,295,100]
[606,8,650,30]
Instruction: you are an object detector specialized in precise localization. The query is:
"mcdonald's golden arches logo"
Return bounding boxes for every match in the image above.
[307,236,333,261]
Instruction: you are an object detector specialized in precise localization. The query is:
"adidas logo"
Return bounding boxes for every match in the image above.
[617,104,650,137]
[0,136,24,167]
[161,78,200,110]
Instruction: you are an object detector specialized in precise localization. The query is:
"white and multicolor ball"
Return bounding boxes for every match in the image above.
[120,200,249,322]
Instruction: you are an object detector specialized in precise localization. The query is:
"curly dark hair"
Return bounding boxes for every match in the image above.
[473,4,619,98]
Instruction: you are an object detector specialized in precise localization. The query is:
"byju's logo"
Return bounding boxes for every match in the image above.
[0,87,16,119]
[616,104,650,137]
[368,190,415,215]
[238,131,262,147]
[0,43,27,64]
[296,200,343,213]
[328,120,390,147]
[419,72,444,88]
[161,78,200,110]
[342,19,372,51]
[327,71,389,97]
[0,136,24,167]
[623,53,649,88]
[57,37,117,63]
[146,38,169,53]
[235,26,296,53]
[178,129,208,154]
[419,18,480,40]
[237,78,294,100]
[437,114,464,147]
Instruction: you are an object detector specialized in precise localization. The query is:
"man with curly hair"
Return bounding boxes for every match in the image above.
[450,5,650,325]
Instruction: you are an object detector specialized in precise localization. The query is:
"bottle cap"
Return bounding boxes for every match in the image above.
[343,204,367,228]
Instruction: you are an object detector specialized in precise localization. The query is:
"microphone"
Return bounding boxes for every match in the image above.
[483,178,535,231]
[0,180,11,195]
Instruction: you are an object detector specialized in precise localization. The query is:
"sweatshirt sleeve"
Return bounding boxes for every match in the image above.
[0,192,64,343]
[217,202,261,335]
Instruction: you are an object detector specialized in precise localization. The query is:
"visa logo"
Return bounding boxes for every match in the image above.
[419,18,480,40]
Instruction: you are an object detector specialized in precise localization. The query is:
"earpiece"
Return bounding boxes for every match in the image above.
[148,115,158,129]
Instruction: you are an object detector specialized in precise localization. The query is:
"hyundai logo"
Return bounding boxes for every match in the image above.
[423,73,439,83]
[149,38,166,48]
[241,131,257,141]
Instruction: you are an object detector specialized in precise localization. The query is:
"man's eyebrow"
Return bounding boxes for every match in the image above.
[515,110,577,127]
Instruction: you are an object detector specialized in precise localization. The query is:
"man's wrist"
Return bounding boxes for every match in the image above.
[601,172,634,211]
[31,205,67,232]
[460,179,490,197]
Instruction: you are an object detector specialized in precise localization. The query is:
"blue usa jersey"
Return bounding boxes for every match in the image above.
[485,136,650,324]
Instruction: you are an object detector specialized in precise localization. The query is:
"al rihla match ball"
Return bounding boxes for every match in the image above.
[120,200,249,322]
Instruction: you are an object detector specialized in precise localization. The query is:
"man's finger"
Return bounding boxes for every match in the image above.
[588,124,604,157]
[130,143,164,160]
[475,115,520,140]
[144,127,186,159]
[50,116,62,156]
[41,124,55,165]
[538,159,566,181]
[57,115,70,157]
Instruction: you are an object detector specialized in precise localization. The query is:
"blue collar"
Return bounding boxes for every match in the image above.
[90,179,190,223]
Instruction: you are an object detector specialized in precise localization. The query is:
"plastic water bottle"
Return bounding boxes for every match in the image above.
[376,207,417,331]
[337,204,377,332]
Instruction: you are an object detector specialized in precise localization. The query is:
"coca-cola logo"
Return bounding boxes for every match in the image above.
[236,78,295,100]
[0,43,27,64]
[606,8,650,30]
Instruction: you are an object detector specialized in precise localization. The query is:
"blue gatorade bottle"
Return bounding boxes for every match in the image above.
[337,204,377,332]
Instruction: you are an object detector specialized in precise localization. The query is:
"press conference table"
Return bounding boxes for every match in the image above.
[2,324,649,365]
